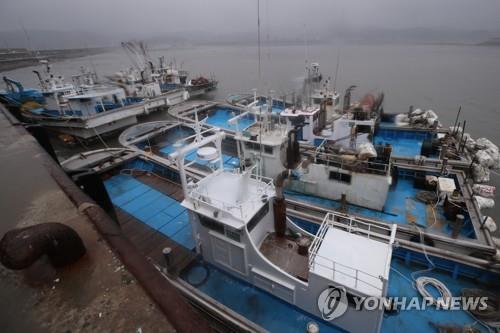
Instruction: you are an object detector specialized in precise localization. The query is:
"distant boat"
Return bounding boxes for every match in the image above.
[305,62,323,83]
[0,76,44,112]
[112,41,218,98]
[14,60,188,140]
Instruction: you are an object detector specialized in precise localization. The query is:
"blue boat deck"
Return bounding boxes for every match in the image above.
[104,171,195,250]
[256,99,286,114]
[374,125,435,158]
[285,175,475,239]
[139,125,240,170]
[382,253,497,333]
[203,106,256,131]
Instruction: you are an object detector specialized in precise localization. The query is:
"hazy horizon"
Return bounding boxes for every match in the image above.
[1,0,500,49]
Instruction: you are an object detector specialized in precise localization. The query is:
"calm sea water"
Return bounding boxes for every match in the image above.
[3,42,500,221]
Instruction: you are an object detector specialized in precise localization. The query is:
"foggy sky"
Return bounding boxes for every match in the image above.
[1,0,499,42]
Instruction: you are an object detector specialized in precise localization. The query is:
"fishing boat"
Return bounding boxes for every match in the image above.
[185,75,218,96]
[115,41,217,98]
[32,59,77,114]
[61,135,500,333]
[0,76,44,114]
[106,67,163,99]
[308,77,341,112]
[6,61,188,140]
[168,99,256,134]
[306,62,323,83]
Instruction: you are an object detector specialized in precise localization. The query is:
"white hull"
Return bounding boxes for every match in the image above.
[288,163,392,211]
[26,89,188,139]
[42,116,138,139]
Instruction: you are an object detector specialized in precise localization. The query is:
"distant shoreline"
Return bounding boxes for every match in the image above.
[0,47,113,72]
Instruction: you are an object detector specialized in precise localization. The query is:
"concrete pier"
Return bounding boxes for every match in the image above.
[0,105,209,332]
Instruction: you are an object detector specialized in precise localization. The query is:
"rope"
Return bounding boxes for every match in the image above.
[410,225,436,281]
[415,276,452,307]
[93,127,109,149]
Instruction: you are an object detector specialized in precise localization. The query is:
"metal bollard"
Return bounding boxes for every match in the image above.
[452,214,465,239]
[162,247,172,271]
[340,193,347,212]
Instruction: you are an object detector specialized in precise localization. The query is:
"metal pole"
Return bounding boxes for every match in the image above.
[459,120,466,149]
[257,0,261,84]
[452,106,461,132]
[177,156,188,198]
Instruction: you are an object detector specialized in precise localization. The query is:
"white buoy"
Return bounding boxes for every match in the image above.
[197,146,218,161]
[483,216,497,233]
[306,321,320,333]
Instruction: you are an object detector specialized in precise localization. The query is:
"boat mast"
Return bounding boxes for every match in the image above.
[257,0,262,85]
[333,52,340,93]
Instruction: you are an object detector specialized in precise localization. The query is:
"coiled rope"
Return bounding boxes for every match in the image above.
[415,276,452,307]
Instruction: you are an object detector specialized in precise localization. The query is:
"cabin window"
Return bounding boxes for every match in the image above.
[329,171,352,184]
[199,214,225,234]
[357,125,372,134]
[225,228,241,242]
[245,141,260,151]
[199,214,242,242]
[264,145,273,155]
[244,142,273,155]
[247,202,270,232]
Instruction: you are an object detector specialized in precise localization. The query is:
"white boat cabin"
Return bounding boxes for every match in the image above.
[170,130,396,333]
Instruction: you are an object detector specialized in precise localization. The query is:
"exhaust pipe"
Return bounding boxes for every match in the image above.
[273,170,290,237]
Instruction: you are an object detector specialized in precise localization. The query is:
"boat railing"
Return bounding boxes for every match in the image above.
[248,166,275,186]
[189,167,274,222]
[189,185,271,222]
[308,212,397,292]
[309,252,386,293]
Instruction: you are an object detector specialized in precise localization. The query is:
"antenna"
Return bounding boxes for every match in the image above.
[84,42,98,79]
[303,24,311,107]
[265,0,271,61]
[257,0,262,85]
[452,106,462,133]
[19,18,39,59]
[333,52,340,92]
[259,103,263,179]
[303,24,309,72]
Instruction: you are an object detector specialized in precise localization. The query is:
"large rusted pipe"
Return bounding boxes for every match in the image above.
[0,223,86,270]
